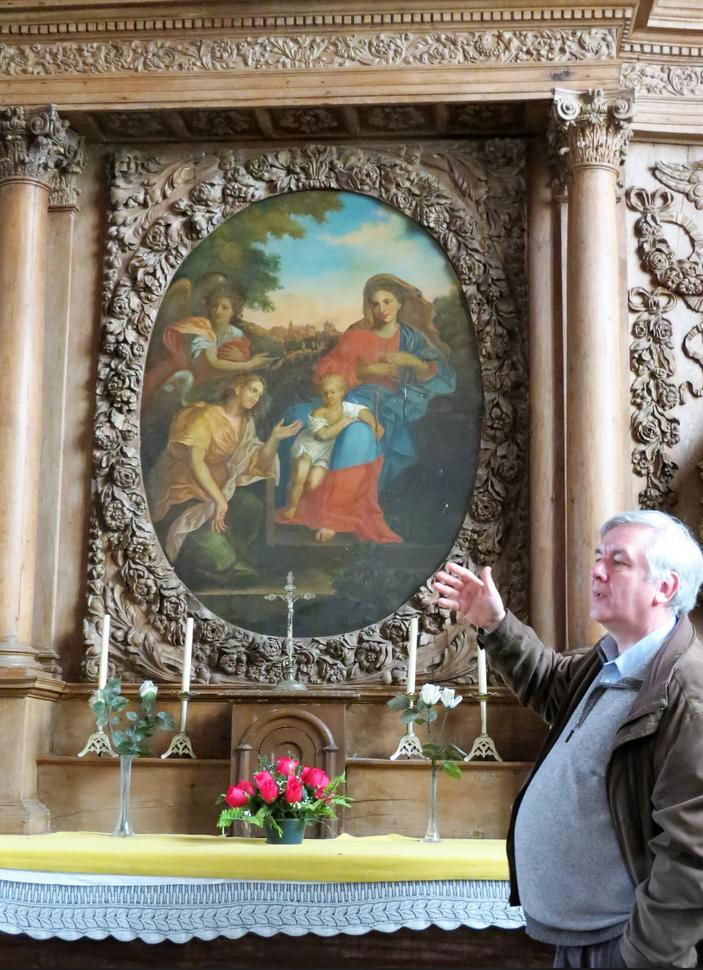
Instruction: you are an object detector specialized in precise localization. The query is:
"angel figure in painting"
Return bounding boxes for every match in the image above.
[277,273,456,544]
[148,373,301,585]
[143,273,274,406]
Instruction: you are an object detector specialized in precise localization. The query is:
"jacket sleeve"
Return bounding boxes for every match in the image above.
[479,611,593,725]
[620,704,703,968]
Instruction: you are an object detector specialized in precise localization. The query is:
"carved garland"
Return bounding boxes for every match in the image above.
[0,27,616,77]
[626,164,703,520]
[85,142,528,687]
[619,62,703,98]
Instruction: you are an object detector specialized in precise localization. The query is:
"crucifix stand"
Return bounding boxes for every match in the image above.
[265,571,315,691]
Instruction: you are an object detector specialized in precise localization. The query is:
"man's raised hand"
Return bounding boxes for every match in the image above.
[433,563,506,633]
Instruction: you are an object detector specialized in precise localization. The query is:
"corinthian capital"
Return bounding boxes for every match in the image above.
[552,88,635,175]
[0,105,84,188]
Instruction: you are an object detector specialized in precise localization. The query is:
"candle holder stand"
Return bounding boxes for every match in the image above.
[161,692,197,759]
[78,721,117,758]
[464,692,503,762]
[390,693,426,760]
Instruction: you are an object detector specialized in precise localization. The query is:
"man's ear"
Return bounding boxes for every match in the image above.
[654,571,680,607]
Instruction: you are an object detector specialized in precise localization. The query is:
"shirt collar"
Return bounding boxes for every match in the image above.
[599,616,677,683]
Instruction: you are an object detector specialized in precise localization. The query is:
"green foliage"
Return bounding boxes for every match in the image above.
[89,678,175,757]
[387,685,467,778]
[216,758,351,836]
[175,192,343,311]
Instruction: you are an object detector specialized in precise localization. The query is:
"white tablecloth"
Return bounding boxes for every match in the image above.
[0,868,525,943]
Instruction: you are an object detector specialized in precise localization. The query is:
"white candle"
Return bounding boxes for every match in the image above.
[181,616,194,693]
[407,616,418,695]
[98,614,110,689]
[477,644,488,696]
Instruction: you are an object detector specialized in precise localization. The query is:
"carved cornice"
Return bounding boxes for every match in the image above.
[619,61,703,98]
[552,88,635,175]
[0,27,618,78]
[0,105,83,188]
[0,7,632,40]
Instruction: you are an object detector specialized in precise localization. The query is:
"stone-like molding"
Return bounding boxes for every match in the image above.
[0,7,632,39]
[619,61,703,98]
[0,27,617,77]
[0,105,83,187]
[85,141,528,688]
[553,88,635,174]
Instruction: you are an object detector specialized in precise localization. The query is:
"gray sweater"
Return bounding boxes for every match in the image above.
[514,647,657,946]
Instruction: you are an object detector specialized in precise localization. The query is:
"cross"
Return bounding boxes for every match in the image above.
[265,571,315,690]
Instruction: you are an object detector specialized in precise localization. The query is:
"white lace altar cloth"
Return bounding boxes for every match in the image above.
[0,870,525,943]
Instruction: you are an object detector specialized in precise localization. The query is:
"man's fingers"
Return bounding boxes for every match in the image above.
[481,566,500,598]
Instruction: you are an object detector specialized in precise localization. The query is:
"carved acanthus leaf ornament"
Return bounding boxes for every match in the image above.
[619,62,703,99]
[553,88,635,175]
[0,105,84,187]
[0,27,616,77]
[85,142,528,689]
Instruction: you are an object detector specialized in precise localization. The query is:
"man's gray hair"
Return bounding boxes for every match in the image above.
[600,510,703,615]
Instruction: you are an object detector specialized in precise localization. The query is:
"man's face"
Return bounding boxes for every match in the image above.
[590,524,671,635]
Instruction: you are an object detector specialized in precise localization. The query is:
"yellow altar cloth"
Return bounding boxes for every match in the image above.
[0,832,508,882]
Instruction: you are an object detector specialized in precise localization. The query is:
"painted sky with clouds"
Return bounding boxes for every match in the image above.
[246,191,459,331]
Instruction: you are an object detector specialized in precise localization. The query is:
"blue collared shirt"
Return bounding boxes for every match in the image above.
[598,616,677,685]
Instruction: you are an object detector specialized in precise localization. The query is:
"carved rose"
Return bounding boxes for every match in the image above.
[95,423,121,452]
[200,619,226,642]
[190,181,220,206]
[636,420,660,444]
[346,164,380,193]
[656,382,679,410]
[102,498,130,532]
[353,642,383,672]
[125,539,155,565]
[144,220,170,251]
[112,463,139,489]
[161,595,187,619]
[646,249,671,274]
[471,492,502,522]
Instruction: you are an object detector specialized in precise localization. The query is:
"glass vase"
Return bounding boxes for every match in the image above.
[423,760,440,843]
[113,755,135,837]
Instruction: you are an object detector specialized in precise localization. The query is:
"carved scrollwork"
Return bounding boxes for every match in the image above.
[0,28,616,78]
[619,62,703,99]
[85,141,528,688]
[0,104,84,188]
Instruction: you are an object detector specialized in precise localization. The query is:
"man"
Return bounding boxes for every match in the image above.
[434,510,703,968]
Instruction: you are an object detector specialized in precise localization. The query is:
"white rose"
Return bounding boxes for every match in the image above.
[419,683,442,706]
[440,687,463,709]
[139,679,157,701]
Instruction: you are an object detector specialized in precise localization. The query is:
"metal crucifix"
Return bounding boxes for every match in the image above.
[265,571,315,691]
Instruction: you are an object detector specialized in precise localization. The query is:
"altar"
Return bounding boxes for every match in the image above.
[0,832,556,968]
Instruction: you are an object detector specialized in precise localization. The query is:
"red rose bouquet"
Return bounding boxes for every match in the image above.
[217,756,351,837]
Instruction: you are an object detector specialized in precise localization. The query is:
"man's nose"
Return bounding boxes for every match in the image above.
[591,560,607,580]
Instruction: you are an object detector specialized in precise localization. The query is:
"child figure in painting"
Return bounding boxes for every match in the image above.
[281,373,384,528]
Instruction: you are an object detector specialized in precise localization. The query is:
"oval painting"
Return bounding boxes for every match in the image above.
[140,189,482,638]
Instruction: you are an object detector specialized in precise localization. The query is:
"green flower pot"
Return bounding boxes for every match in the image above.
[264,818,306,845]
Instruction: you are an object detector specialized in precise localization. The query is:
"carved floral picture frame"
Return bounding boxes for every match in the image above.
[85,140,528,689]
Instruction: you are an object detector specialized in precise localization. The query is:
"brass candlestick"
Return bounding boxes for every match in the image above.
[390,692,426,760]
[161,691,196,759]
[464,691,502,762]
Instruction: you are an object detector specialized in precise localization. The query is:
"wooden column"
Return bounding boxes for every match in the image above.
[0,106,82,671]
[526,137,565,649]
[0,107,82,833]
[553,90,634,647]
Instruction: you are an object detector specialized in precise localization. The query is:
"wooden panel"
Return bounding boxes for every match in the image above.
[0,926,555,968]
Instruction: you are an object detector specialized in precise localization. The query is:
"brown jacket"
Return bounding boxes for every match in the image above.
[480,611,703,968]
